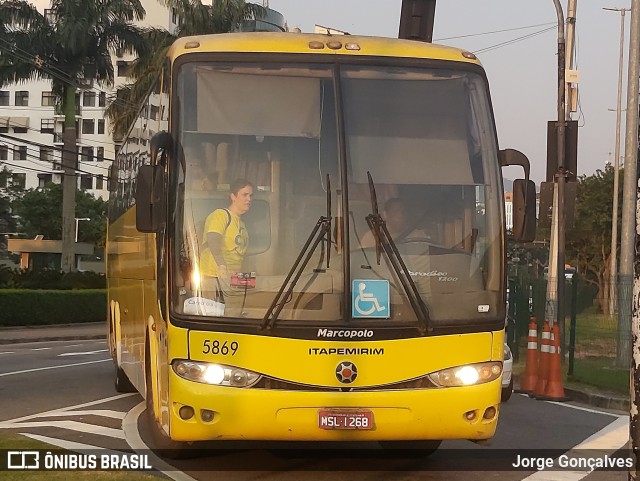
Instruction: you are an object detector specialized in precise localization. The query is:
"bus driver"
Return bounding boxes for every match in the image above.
[361,198,430,248]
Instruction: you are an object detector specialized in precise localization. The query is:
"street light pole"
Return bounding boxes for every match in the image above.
[74,217,90,243]
[604,7,630,321]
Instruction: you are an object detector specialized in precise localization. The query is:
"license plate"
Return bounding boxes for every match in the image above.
[318,410,374,430]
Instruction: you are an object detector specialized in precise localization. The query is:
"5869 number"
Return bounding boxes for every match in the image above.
[202,340,238,355]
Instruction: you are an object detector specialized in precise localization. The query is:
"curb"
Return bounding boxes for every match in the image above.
[0,322,106,345]
[513,374,629,412]
[563,387,629,411]
[0,334,107,345]
[0,322,104,330]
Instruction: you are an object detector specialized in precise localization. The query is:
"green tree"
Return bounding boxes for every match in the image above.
[0,0,147,271]
[12,183,107,247]
[0,167,19,258]
[566,165,622,313]
[105,0,265,138]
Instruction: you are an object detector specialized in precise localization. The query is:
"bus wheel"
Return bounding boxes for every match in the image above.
[144,342,193,459]
[114,365,135,393]
[378,440,441,457]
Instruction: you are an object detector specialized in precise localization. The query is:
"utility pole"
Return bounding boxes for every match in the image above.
[626,0,640,477]
[562,0,578,355]
[604,7,629,323]
[565,1,578,124]
[620,0,640,369]
[546,0,567,337]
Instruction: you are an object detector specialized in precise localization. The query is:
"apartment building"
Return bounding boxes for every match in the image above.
[0,1,285,201]
[0,0,176,200]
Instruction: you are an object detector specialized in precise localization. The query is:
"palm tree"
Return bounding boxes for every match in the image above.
[0,0,148,272]
[106,0,265,139]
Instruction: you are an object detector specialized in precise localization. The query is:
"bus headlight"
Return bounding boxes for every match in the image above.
[428,362,502,387]
[172,360,261,387]
[456,366,479,385]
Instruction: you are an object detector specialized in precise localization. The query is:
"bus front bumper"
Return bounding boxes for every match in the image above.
[167,372,501,442]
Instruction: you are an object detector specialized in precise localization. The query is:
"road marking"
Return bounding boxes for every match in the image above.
[6,421,125,439]
[58,349,109,357]
[574,415,628,449]
[66,344,83,348]
[0,393,137,424]
[21,433,129,457]
[0,351,15,355]
[522,415,628,481]
[60,410,126,420]
[124,402,198,481]
[31,347,52,351]
[546,400,622,417]
[0,358,110,377]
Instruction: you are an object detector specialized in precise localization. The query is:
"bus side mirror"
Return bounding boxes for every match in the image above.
[135,165,164,232]
[499,149,530,181]
[136,131,172,232]
[512,179,536,242]
[150,131,172,167]
[499,149,537,242]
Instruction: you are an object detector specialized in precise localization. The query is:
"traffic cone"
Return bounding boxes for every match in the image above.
[532,320,551,398]
[541,323,569,401]
[516,317,538,393]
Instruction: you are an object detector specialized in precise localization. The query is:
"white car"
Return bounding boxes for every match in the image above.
[502,343,513,402]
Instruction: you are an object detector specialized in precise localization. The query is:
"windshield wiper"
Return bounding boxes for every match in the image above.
[261,174,332,331]
[365,172,432,335]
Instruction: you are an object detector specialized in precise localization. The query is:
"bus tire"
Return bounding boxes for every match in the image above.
[114,365,136,393]
[378,440,441,456]
[144,338,193,459]
[110,301,134,393]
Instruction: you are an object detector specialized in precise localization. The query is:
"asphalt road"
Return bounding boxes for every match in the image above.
[0,337,631,481]
[0,338,114,419]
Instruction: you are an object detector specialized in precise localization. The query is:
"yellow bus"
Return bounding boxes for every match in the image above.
[107,32,536,454]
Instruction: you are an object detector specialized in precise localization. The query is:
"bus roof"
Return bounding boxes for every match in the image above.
[168,32,482,66]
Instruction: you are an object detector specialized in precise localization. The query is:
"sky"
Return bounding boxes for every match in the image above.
[269,0,632,184]
[28,0,630,184]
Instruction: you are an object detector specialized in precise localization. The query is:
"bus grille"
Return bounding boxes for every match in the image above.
[254,376,437,391]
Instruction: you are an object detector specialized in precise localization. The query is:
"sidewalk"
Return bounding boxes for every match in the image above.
[0,322,106,344]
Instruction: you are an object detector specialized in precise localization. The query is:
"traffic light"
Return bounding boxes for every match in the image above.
[399,0,437,43]
[546,120,578,182]
[538,181,576,229]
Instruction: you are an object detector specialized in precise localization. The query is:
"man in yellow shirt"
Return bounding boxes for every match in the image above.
[200,179,253,279]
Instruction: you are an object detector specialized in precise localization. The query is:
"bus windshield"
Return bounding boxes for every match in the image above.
[171,60,504,328]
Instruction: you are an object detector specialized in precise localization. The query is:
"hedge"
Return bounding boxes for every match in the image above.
[0,289,106,326]
[0,266,106,290]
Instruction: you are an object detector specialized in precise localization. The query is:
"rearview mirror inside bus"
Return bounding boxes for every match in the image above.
[135,165,165,232]
[512,179,536,242]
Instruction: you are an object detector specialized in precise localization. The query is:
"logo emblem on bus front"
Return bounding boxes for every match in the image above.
[336,362,358,384]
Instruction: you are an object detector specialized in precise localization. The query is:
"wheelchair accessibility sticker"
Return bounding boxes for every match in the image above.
[352,280,390,318]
